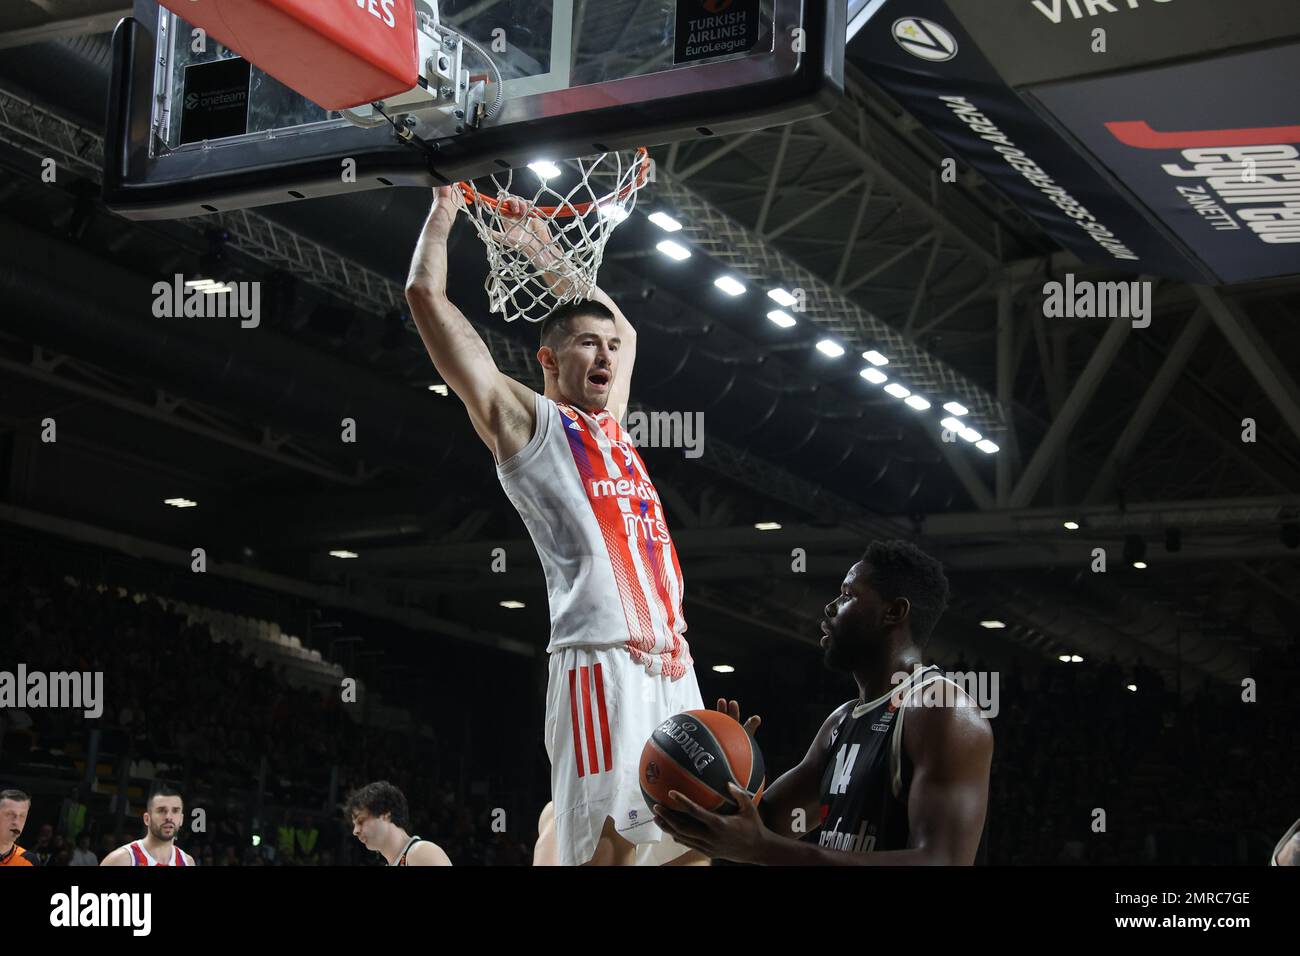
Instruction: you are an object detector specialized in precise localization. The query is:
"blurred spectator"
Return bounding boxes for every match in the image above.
[27,823,55,867]
[70,833,97,866]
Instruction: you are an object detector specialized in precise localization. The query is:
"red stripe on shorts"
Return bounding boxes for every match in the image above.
[568,667,585,778]
[593,662,613,773]
[579,665,599,775]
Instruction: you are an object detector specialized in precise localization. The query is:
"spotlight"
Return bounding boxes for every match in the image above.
[656,239,690,261]
[528,160,562,179]
[648,211,682,232]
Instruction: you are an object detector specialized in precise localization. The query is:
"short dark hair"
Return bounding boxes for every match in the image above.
[344,780,409,830]
[860,540,950,644]
[0,789,30,805]
[539,299,615,350]
[146,782,182,809]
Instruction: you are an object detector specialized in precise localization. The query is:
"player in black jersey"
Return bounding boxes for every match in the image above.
[346,781,452,866]
[654,540,993,864]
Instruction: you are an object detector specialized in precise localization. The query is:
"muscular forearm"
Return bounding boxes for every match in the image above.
[586,284,618,315]
[590,285,635,338]
[406,197,455,296]
[407,287,494,375]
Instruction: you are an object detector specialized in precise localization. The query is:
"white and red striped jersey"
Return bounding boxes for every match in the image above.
[128,840,187,866]
[498,392,691,678]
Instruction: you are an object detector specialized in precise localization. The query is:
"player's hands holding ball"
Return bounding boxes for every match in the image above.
[653,783,771,865]
[651,698,768,864]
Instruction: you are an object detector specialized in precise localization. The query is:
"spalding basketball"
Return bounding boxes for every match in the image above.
[640,710,765,814]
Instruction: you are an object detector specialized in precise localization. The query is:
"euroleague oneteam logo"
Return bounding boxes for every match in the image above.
[892,17,958,62]
[185,92,199,110]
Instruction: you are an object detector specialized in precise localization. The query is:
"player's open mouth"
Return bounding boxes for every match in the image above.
[588,372,610,389]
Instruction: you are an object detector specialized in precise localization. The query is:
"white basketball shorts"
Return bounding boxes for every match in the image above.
[545,644,704,866]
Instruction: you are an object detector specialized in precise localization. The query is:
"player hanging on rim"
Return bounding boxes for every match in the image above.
[405,186,706,866]
[101,783,196,867]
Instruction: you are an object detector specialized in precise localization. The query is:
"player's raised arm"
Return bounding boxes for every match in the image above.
[405,186,538,464]
[589,285,637,425]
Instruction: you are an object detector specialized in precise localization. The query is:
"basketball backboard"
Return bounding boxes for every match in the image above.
[103,0,844,220]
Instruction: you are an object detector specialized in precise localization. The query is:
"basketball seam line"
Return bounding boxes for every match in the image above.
[692,720,742,790]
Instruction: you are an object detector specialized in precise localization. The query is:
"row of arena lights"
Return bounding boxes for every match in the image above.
[446,164,998,455]
[642,209,1000,455]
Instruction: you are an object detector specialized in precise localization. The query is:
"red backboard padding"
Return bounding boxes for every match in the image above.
[161,0,419,110]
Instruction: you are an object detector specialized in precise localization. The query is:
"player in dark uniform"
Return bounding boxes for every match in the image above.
[654,540,993,864]
[346,781,452,866]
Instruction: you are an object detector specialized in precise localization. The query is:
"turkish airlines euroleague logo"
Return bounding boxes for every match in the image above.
[1107,120,1300,246]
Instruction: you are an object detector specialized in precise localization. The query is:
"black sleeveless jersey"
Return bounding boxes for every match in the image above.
[813,672,927,855]
[813,666,988,861]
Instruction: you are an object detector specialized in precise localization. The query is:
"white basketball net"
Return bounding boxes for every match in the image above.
[453,148,650,323]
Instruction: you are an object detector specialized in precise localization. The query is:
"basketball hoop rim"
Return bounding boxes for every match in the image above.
[454,147,651,218]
